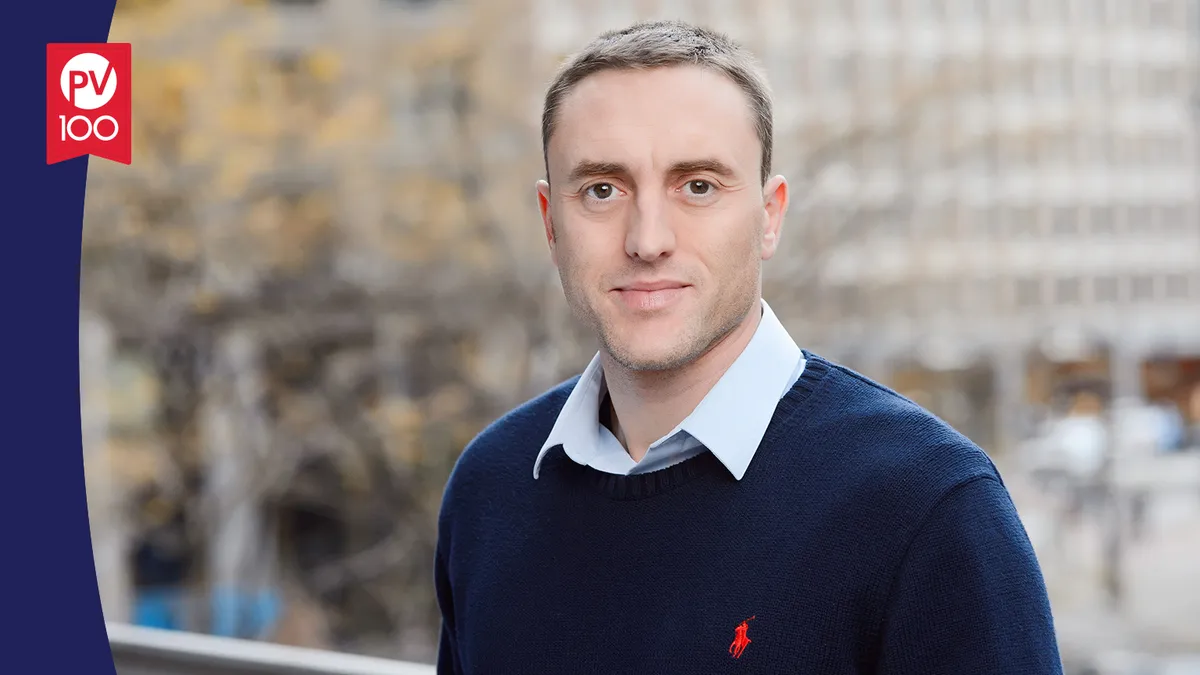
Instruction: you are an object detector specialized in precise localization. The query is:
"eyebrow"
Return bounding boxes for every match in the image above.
[666,159,738,181]
[565,158,739,184]
[566,160,630,184]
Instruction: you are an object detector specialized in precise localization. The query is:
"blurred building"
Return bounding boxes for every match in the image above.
[211,0,1200,453]
[81,0,1200,663]
[527,0,1200,452]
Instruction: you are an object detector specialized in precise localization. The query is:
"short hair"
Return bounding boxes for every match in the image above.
[541,20,774,185]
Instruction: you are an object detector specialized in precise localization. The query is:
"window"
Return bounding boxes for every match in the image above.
[1010,206,1040,237]
[1147,0,1175,26]
[1127,205,1155,236]
[1087,0,1110,24]
[858,0,896,21]
[1131,275,1156,301]
[915,203,952,239]
[1141,66,1178,98]
[1166,273,1190,299]
[1103,133,1121,165]
[1089,206,1116,234]
[1115,135,1138,165]
[924,0,948,21]
[1094,275,1120,302]
[1096,63,1113,99]
[1052,206,1078,235]
[1159,204,1190,233]
[1006,0,1031,23]
[1144,135,1182,166]
[1078,132,1117,165]
[985,206,1008,239]
[1015,278,1043,307]
[824,0,850,20]
[969,277,997,309]
[1111,65,1136,97]
[879,207,911,239]
[1184,0,1199,30]
[1039,133,1074,164]
[1055,277,1083,304]
[828,55,856,92]
[1112,0,1135,22]
[919,281,955,313]
[971,0,989,21]
[1038,0,1067,22]
[1075,133,1098,164]
[1076,62,1100,98]
[1058,61,1075,98]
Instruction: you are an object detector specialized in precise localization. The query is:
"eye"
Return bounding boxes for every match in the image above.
[683,180,714,197]
[585,183,618,200]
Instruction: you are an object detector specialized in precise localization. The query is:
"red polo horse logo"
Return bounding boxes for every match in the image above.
[729,615,755,659]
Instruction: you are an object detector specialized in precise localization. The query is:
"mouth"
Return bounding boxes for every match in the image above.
[611,281,691,311]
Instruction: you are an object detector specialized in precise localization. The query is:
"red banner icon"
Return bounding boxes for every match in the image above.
[47,43,131,165]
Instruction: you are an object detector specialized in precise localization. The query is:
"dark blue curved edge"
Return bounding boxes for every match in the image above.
[10,1,118,673]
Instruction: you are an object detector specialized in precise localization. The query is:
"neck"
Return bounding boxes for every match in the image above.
[602,301,763,462]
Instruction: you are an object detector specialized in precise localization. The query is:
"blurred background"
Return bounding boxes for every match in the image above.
[81,0,1200,672]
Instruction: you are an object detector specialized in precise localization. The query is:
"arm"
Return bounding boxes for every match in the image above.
[434,547,463,675]
[876,476,1063,675]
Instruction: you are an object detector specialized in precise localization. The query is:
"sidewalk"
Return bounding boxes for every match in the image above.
[1004,471,1200,663]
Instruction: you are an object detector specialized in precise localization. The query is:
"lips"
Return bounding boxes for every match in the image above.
[611,280,691,311]
[618,280,688,292]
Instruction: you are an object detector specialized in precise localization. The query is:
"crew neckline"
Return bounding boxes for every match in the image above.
[537,351,834,500]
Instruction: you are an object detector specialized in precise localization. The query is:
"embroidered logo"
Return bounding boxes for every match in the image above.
[729,615,755,659]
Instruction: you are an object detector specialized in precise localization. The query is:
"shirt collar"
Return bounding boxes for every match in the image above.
[533,299,801,481]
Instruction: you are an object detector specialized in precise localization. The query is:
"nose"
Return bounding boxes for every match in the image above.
[625,192,676,262]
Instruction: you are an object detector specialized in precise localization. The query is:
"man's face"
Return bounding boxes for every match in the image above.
[538,65,788,372]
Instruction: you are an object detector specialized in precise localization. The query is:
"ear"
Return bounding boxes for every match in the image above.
[761,175,789,261]
[536,180,558,267]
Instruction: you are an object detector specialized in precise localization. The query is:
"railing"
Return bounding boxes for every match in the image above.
[107,621,1200,675]
[107,622,436,675]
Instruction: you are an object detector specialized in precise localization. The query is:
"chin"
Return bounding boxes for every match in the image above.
[604,334,702,372]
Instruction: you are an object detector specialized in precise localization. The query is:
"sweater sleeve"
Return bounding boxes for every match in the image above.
[434,547,463,675]
[876,476,1064,675]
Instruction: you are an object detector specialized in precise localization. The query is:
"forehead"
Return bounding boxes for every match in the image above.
[549,65,760,180]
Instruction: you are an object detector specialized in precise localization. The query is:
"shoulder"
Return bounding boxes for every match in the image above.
[791,356,1005,518]
[439,375,579,512]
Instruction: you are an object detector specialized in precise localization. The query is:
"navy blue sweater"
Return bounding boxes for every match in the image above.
[435,353,1062,674]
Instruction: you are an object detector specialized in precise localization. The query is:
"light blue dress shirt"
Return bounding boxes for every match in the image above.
[533,299,806,481]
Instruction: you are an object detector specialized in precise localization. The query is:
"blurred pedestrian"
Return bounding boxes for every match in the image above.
[130,487,191,631]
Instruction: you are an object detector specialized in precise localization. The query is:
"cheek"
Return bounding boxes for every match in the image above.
[554,228,609,286]
[698,215,762,275]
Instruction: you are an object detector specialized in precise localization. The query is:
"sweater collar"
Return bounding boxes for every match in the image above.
[533,300,802,481]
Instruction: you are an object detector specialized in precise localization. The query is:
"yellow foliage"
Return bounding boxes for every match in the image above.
[314,95,384,147]
[191,289,220,315]
[180,133,213,163]
[402,26,471,65]
[462,238,496,269]
[146,226,199,263]
[426,384,471,422]
[376,397,418,428]
[223,104,282,138]
[307,50,342,83]
[215,146,272,197]
[161,60,206,89]
[102,437,164,489]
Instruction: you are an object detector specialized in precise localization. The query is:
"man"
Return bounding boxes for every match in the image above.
[435,20,1062,674]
